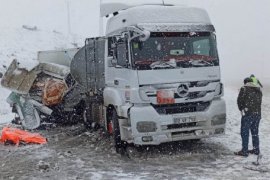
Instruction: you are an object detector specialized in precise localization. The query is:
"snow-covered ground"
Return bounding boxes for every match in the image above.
[0,87,270,179]
[1,25,270,179]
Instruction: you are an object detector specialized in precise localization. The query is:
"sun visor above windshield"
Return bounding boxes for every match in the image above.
[106,6,212,35]
[137,23,215,32]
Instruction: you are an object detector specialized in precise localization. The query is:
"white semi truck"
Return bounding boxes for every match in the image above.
[71,3,226,152]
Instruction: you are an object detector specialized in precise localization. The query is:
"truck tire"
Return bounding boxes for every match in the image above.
[83,103,100,130]
[107,108,126,154]
[83,105,93,129]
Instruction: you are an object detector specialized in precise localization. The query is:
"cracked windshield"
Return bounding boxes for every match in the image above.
[132,32,219,70]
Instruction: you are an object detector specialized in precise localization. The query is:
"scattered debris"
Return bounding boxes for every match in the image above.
[22,25,38,31]
[52,30,62,34]
[37,161,50,172]
[1,56,85,129]
[42,78,67,106]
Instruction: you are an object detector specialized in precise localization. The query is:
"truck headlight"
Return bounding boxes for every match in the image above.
[137,121,157,132]
[211,114,226,126]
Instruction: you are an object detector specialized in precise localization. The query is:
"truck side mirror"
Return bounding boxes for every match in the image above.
[108,37,117,57]
[111,58,117,66]
[139,30,150,42]
[107,56,115,67]
[116,41,128,67]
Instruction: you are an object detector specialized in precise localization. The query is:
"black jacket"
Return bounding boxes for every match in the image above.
[237,82,262,115]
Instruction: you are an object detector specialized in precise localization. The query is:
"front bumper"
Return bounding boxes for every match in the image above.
[120,99,226,145]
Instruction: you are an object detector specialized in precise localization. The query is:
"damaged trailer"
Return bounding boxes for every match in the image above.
[1,48,87,129]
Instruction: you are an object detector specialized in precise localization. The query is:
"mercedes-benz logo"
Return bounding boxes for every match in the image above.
[177,84,189,98]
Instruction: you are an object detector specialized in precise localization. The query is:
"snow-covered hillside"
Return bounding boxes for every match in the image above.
[0,26,84,70]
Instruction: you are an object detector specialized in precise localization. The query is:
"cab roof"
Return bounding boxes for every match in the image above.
[105,5,212,35]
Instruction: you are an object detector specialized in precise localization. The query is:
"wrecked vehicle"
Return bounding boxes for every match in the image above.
[1,48,86,129]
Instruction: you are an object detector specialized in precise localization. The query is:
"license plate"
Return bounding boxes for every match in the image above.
[173,116,196,124]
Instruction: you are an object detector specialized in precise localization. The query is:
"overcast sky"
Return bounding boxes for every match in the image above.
[0,0,270,86]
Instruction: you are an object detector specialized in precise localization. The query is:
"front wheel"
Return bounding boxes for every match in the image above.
[107,108,126,153]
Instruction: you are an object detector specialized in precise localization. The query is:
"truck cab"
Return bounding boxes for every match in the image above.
[71,3,226,149]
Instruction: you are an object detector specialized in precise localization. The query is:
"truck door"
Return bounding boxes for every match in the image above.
[106,35,137,88]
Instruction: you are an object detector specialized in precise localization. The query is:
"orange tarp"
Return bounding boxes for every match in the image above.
[0,127,47,145]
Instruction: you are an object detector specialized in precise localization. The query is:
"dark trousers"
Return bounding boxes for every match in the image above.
[241,114,261,154]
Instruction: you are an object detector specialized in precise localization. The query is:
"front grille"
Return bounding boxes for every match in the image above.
[171,130,196,137]
[167,122,197,129]
[148,91,213,99]
[174,91,213,99]
[152,101,210,114]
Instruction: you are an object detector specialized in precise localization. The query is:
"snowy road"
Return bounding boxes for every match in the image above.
[0,87,270,180]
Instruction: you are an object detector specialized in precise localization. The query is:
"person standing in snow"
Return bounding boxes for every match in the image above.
[235,77,262,157]
[250,74,263,88]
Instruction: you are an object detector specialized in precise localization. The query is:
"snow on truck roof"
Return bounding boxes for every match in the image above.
[101,2,174,17]
[106,5,213,35]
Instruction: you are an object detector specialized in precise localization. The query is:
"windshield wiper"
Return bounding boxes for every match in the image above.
[150,59,177,69]
[189,59,214,67]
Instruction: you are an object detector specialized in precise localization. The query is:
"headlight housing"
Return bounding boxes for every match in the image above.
[211,114,226,126]
[214,83,223,97]
[137,121,157,132]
